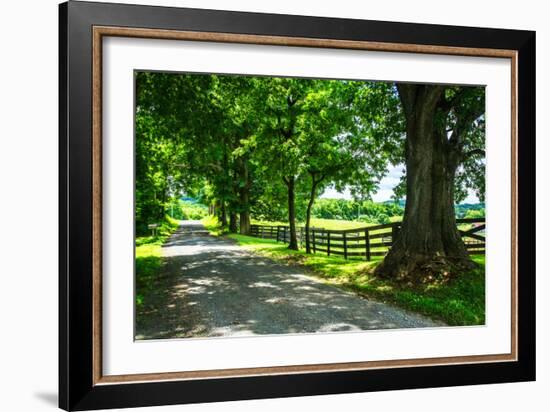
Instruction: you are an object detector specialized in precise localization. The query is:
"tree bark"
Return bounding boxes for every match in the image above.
[285,176,299,250]
[229,212,238,233]
[220,201,227,227]
[239,158,251,235]
[305,174,323,254]
[229,162,240,233]
[158,186,167,220]
[220,147,229,228]
[376,84,475,280]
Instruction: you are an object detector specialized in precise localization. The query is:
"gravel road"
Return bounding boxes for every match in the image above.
[135,220,441,340]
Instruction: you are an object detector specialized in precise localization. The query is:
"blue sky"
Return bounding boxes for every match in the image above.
[320,164,480,204]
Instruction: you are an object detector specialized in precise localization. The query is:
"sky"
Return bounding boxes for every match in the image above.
[320,164,481,204]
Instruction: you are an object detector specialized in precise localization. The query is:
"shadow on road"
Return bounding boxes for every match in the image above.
[136,221,440,340]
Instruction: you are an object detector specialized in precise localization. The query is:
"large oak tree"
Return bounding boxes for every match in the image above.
[375,84,485,279]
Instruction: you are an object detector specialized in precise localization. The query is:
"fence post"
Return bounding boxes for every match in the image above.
[276,226,280,242]
[343,232,348,259]
[327,232,331,256]
[312,229,316,253]
[365,229,371,261]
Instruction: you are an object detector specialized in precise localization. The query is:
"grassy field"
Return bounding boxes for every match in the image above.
[135,216,179,306]
[252,217,401,230]
[226,232,485,326]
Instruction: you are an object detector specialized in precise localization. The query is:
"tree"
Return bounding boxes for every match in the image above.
[252,78,314,249]
[135,72,207,231]
[215,75,266,234]
[375,84,485,279]
[140,73,259,235]
[253,78,394,251]
[297,81,391,253]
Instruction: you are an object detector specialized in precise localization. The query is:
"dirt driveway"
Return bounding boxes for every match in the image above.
[136,220,441,339]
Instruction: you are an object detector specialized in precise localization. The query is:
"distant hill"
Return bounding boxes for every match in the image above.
[180,196,202,204]
[383,199,406,208]
[384,200,485,218]
[455,202,485,218]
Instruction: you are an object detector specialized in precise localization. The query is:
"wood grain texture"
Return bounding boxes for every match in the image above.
[92,27,103,385]
[94,26,516,58]
[511,52,518,360]
[97,353,515,384]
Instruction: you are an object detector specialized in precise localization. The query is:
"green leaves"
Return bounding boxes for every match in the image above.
[135,71,485,234]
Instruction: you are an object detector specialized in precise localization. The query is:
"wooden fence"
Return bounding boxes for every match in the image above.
[249,218,485,261]
[249,225,308,245]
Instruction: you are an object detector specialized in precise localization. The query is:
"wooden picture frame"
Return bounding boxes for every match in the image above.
[59,1,535,410]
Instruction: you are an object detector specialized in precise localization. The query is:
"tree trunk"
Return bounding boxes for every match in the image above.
[158,186,167,220]
[376,84,474,280]
[305,175,321,254]
[220,147,229,228]
[229,162,240,233]
[285,176,299,250]
[239,202,250,234]
[229,212,238,233]
[220,201,228,227]
[239,158,251,235]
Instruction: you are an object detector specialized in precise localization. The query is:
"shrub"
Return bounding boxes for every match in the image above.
[179,200,208,220]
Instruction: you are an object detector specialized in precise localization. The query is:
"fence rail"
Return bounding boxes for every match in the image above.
[249,218,485,261]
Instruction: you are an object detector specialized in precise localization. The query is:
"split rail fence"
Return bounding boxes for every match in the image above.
[249,218,485,261]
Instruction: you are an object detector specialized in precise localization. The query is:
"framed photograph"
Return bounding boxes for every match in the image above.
[59,1,535,410]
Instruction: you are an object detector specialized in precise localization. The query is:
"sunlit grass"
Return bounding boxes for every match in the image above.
[135,216,179,306]
[310,218,370,230]
[251,217,393,230]
[250,218,288,227]
[201,215,229,236]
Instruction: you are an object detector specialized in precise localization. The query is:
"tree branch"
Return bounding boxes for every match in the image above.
[438,88,467,113]
[396,83,417,120]
[423,85,446,109]
[462,148,485,160]
[287,95,296,107]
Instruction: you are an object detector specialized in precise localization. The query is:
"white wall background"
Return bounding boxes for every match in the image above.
[0,0,546,411]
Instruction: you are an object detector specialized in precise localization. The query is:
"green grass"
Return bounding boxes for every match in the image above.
[309,218,371,230]
[227,233,485,326]
[135,216,179,306]
[251,217,383,230]
[250,218,288,227]
[252,217,407,232]
[201,215,229,236]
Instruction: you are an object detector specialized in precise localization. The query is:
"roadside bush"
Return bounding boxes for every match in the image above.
[180,200,208,220]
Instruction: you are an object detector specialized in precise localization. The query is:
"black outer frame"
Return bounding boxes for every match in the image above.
[59,1,535,410]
